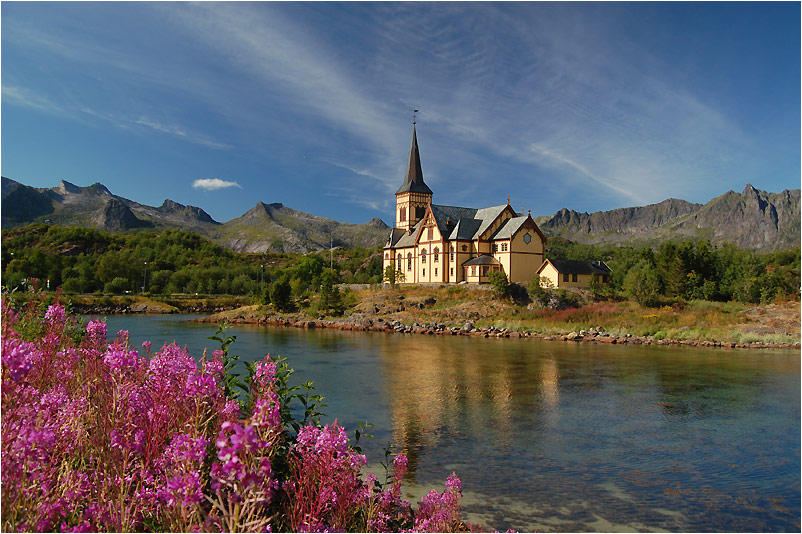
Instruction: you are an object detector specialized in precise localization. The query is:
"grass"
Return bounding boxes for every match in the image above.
[350,286,799,345]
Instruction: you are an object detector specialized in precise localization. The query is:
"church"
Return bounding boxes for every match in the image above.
[383,126,546,285]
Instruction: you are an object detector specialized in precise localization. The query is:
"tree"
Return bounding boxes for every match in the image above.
[318,269,344,316]
[526,275,550,305]
[623,259,661,306]
[104,277,130,295]
[270,277,293,312]
[488,270,509,298]
[383,264,405,287]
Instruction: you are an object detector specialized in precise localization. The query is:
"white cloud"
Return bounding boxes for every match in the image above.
[193,178,242,191]
[135,117,232,150]
[2,85,67,114]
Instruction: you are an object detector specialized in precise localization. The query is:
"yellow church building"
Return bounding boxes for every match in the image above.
[383,126,546,285]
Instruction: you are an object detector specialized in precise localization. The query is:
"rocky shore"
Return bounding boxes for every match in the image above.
[195,311,801,351]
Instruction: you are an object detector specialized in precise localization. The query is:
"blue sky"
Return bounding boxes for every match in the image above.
[2,2,799,225]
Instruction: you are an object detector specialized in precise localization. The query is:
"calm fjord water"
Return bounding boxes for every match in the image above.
[101,314,800,532]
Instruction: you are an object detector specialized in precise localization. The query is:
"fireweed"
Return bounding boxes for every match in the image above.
[1,294,473,533]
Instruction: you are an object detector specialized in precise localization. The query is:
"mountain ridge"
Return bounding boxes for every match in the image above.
[2,176,798,252]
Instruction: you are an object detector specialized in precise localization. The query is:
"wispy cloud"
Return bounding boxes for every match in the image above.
[135,117,232,150]
[2,85,66,114]
[193,178,242,191]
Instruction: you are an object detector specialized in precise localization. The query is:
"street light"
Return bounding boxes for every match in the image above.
[142,261,148,295]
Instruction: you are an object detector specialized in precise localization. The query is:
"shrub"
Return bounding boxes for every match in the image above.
[488,270,509,298]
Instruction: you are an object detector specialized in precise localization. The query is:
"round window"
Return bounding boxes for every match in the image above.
[523,233,531,244]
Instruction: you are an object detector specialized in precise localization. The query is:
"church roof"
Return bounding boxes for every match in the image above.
[490,216,528,240]
[428,203,509,241]
[395,126,433,195]
[462,254,501,266]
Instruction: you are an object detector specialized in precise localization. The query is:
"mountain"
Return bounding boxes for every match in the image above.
[1,177,219,233]
[1,177,390,253]
[537,184,800,251]
[214,201,390,253]
[2,177,797,252]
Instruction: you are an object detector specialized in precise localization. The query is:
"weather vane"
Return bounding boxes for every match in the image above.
[412,108,419,125]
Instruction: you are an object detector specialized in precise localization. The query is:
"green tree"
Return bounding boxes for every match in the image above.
[488,270,509,298]
[270,277,293,312]
[104,277,130,295]
[383,264,405,287]
[623,259,661,306]
[318,269,344,316]
[526,275,550,305]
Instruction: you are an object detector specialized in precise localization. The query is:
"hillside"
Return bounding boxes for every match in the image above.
[537,184,800,251]
[1,177,390,253]
[2,177,798,252]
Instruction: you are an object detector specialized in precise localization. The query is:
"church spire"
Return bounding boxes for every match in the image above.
[395,124,433,195]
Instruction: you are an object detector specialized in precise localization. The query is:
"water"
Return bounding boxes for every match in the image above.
[99,314,801,532]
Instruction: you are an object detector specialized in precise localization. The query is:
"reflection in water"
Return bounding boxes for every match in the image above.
[98,315,800,533]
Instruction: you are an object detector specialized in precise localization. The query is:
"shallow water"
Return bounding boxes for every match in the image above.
[99,314,801,532]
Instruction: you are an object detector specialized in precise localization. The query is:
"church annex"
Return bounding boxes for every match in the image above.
[383,126,546,285]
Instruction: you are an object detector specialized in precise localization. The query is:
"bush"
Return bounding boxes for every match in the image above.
[623,259,661,306]
[103,276,130,295]
[0,294,471,532]
[488,270,509,298]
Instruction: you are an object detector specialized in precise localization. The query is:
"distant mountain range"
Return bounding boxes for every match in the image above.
[534,184,800,251]
[2,177,799,252]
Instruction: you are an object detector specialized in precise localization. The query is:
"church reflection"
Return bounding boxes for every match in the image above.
[374,336,563,479]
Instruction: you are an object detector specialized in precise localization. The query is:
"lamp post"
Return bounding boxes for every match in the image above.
[142,261,148,295]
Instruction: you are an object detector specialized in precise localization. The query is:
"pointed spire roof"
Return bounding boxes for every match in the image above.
[396,125,433,195]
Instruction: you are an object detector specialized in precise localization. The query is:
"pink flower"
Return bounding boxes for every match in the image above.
[44,304,66,323]
[85,320,107,341]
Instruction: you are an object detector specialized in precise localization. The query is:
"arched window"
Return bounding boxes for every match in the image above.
[421,249,427,264]
[384,252,389,259]
[433,247,439,262]
[407,253,412,271]
[397,255,402,270]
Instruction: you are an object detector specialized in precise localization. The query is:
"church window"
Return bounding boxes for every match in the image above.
[461,244,468,252]
[384,252,389,259]
[407,253,412,271]
[435,268,438,277]
[523,233,531,244]
[415,206,425,219]
[450,245,454,261]
[450,267,454,276]
[433,248,439,262]
[493,243,498,252]
[400,207,406,222]
[421,249,427,263]
[427,228,433,240]
[397,256,402,270]
[423,268,426,277]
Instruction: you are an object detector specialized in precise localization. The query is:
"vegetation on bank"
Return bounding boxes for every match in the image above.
[1,292,476,532]
[2,223,799,344]
[1,224,383,297]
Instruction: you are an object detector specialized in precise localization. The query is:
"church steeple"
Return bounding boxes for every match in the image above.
[395,125,432,195]
[395,124,433,231]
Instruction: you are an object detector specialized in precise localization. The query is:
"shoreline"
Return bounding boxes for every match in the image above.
[192,311,801,351]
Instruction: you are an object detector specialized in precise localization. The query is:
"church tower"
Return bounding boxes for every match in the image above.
[395,125,433,231]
